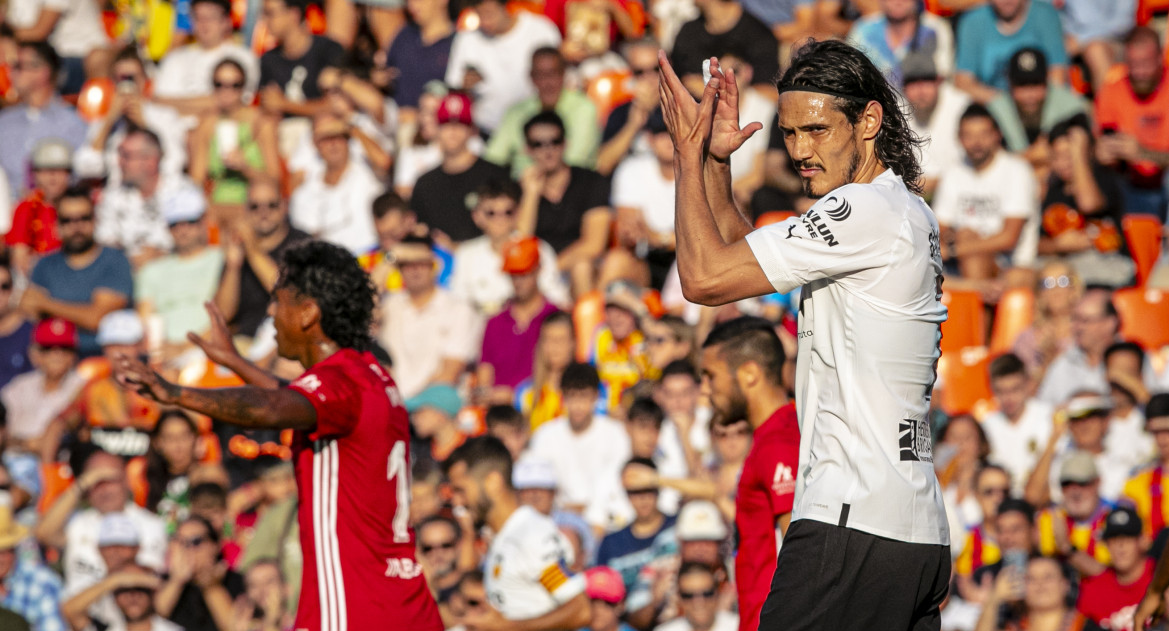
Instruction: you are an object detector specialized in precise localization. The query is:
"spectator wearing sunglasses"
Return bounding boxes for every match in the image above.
[415,516,467,605]
[654,562,736,631]
[155,515,244,631]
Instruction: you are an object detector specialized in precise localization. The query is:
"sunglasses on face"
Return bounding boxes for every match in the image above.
[0,282,13,291]
[58,214,94,226]
[420,540,457,554]
[462,597,484,608]
[213,79,245,91]
[679,588,717,601]
[247,200,281,212]
[526,137,564,150]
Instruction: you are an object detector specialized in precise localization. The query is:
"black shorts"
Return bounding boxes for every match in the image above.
[757,519,951,631]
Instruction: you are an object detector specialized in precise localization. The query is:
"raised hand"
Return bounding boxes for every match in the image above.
[113,352,179,405]
[188,301,242,369]
[657,51,718,161]
[706,57,764,162]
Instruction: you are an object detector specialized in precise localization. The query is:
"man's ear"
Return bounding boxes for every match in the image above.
[735,360,761,393]
[861,100,884,142]
[300,298,322,333]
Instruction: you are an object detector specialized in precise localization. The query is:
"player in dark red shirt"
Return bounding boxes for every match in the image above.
[699,317,799,631]
[115,240,443,631]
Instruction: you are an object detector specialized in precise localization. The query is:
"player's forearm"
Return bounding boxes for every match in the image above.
[674,155,730,305]
[512,593,591,631]
[168,384,316,430]
[703,159,754,243]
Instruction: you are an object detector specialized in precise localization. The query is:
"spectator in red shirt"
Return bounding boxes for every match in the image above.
[699,317,798,631]
[5,138,71,276]
[1077,507,1154,630]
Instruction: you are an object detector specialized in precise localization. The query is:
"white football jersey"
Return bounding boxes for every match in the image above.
[745,169,950,546]
[484,506,586,620]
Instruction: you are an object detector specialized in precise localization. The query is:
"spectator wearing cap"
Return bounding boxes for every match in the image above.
[1121,394,1169,539]
[288,113,382,255]
[410,91,510,244]
[444,0,561,133]
[94,128,203,267]
[1034,450,1113,566]
[451,179,568,317]
[590,280,655,413]
[135,189,225,359]
[378,230,483,399]
[596,458,679,593]
[407,384,468,465]
[933,103,1040,282]
[528,362,632,529]
[986,48,1088,159]
[903,53,970,196]
[6,139,72,277]
[0,42,85,204]
[0,256,33,391]
[484,47,598,178]
[74,47,191,188]
[847,0,954,89]
[585,566,635,631]
[655,562,736,631]
[0,318,84,451]
[1075,506,1153,628]
[474,232,565,402]
[151,0,261,111]
[1027,392,1131,507]
[20,186,133,358]
[953,0,1068,105]
[1095,26,1169,221]
[1036,288,1120,407]
[0,500,67,631]
[626,500,730,630]
[517,110,612,297]
[256,0,345,119]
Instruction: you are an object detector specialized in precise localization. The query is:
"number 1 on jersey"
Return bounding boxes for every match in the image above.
[387,440,411,543]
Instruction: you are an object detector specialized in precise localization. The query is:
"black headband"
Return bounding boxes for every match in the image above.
[777,85,871,103]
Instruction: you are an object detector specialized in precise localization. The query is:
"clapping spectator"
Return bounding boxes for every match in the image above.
[230,559,293,631]
[156,516,243,631]
[64,563,173,631]
[654,562,736,631]
[975,556,1085,631]
[288,66,393,182]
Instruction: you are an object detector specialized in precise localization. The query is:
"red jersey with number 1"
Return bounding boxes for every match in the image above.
[287,348,442,631]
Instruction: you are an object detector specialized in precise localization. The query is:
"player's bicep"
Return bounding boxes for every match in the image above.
[745,208,889,293]
[532,531,586,604]
[287,370,354,436]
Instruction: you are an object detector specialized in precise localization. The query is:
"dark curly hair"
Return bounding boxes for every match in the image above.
[776,39,925,194]
[277,240,376,351]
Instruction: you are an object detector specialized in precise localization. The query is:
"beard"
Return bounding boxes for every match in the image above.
[798,145,860,199]
[711,383,749,428]
[61,234,94,254]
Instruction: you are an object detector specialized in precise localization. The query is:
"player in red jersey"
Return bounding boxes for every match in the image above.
[114,240,443,631]
[699,317,799,631]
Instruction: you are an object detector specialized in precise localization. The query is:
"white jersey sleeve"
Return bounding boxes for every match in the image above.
[745,184,907,295]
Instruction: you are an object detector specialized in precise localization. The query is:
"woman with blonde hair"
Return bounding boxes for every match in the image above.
[1012,261,1083,380]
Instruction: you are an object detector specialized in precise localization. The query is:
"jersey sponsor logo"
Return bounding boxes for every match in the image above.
[384,556,424,579]
[785,224,798,239]
[821,196,852,221]
[772,463,796,496]
[800,210,839,247]
[293,374,323,394]
[899,418,934,462]
[797,330,812,340]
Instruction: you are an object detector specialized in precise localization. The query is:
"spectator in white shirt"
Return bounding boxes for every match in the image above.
[1036,288,1119,406]
[982,353,1054,494]
[152,0,260,113]
[289,113,382,255]
[1102,341,1155,473]
[1026,392,1132,505]
[653,562,737,631]
[902,53,969,197]
[4,0,110,94]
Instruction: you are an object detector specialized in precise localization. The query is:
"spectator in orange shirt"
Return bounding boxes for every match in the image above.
[5,139,71,277]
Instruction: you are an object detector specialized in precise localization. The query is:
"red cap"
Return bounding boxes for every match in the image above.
[34,317,78,350]
[437,92,474,126]
[502,236,541,275]
[585,567,626,604]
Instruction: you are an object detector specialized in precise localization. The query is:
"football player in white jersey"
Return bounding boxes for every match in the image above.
[658,39,951,629]
[444,436,592,631]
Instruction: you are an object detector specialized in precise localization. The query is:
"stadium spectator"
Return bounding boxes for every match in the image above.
[934,104,1040,283]
[451,183,568,316]
[1057,0,1134,94]
[0,501,66,631]
[584,566,632,631]
[379,231,482,399]
[414,515,466,603]
[233,559,294,631]
[0,42,85,203]
[407,385,468,465]
[381,0,454,117]
[214,177,309,338]
[516,311,576,430]
[847,0,954,89]
[1027,393,1129,506]
[959,498,1038,607]
[155,515,243,631]
[595,458,678,591]
[257,0,345,118]
[902,53,969,196]
[986,49,1088,162]
[1035,289,1119,405]
[3,0,110,96]
[954,0,1068,104]
[655,562,737,631]
[475,236,564,400]
[983,353,1054,494]
[616,397,690,516]
[444,0,561,133]
[288,113,382,255]
[1102,343,1155,471]
[511,455,598,565]
[599,38,664,176]
[954,466,1014,579]
[188,59,281,216]
[0,318,84,451]
[668,0,778,98]
[74,47,190,186]
[1033,451,1112,565]
[6,139,71,276]
[484,405,529,461]
[138,412,202,529]
[1075,506,1153,628]
[1095,26,1169,220]
[410,92,508,243]
[63,563,175,631]
[1121,394,1169,539]
[655,358,711,474]
[287,66,394,180]
[1012,262,1082,379]
[590,281,654,411]
[94,128,202,265]
[978,556,1086,630]
[151,0,260,111]
[0,258,31,390]
[135,188,225,358]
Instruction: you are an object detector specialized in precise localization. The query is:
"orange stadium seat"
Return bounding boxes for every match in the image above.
[1137,0,1169,25]
[937,346,993,417]
[1123,215,1164,286]
[573,290,604,362]
[940,289,986,352]
[1114,287,1169,350]
[989,287,1035,354]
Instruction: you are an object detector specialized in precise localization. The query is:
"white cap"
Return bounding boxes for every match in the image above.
[512,457,557,490]
[676,500,728,542]
[31,138,73,170]
[162,187,206,225]
[96,310,144,347]
[97,512,140,547]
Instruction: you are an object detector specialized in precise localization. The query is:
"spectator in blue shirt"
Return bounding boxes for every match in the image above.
[955,0,1068,104]
[595,458,678,592]
[0,503,67,631]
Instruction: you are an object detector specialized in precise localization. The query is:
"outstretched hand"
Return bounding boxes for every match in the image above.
[113,352,178,405]
[657,51,718,161]
[188,301,242,368]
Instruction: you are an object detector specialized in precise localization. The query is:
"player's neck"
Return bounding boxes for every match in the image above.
[301,339,342,368]
[852,154,887,187]
[747,387,788,430]
[487,491,520,532]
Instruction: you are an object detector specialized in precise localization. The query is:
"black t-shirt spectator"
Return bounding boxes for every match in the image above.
[535,167,611,253]
[410,158,509,242]
[1042,164,1128,255]
[229,228,311,337]
[259,35,345,101]
[602,103,665,143]
[670,12,779,89]
[385,25,454,109]
[167,569,245,631]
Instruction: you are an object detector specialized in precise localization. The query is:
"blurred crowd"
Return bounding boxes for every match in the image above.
[0,0,1168,629]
